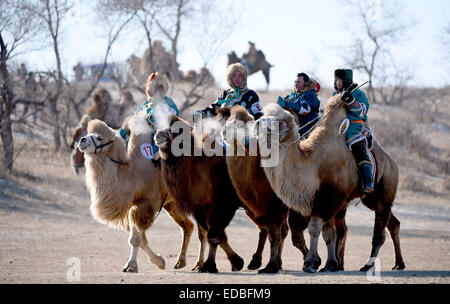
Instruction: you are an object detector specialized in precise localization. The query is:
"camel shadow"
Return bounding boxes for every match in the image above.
[184,269,450,278]
[280,269,450,278]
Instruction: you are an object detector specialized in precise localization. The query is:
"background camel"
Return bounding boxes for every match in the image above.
[222,105,309,273]
[227,41,272,88]
[155,110,268,273]
[69,89,136,174]
[77,116,205,272]
[255,99,405,273]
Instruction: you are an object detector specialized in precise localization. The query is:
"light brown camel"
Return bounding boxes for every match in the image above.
[78,116,206,272]
[254,97,405,273]
[222,106,309,273]
[155,109,270,273]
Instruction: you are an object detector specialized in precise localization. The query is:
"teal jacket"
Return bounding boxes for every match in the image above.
[136,96,179,124]
[333,89,371,148]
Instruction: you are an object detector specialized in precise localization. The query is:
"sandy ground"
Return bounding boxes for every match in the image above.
[1,147,449,284]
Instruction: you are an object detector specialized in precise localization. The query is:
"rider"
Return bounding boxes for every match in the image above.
[333,68,374,193]
[277,72,321,136]
[195,62,263,119]
[119,72,179,160]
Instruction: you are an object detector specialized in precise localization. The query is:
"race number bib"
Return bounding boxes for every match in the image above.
[140,143,154,159]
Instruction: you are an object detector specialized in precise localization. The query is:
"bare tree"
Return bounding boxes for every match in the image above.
[0,0,43,173]
[340,0,414,104]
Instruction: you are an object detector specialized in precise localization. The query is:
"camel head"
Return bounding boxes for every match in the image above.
[155,114,191,155]
[252,103,299,147]
[227,51,240,65]
[78,119,127,164]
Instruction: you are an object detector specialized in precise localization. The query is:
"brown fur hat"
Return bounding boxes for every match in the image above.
[145,72,169,98]
[226,63,248,88]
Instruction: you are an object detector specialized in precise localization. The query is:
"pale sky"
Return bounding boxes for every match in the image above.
[19,0,450,90]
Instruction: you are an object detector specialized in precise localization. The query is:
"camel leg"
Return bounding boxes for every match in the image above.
[199,241,219,273]
[122,227,141,273]
[247,228,268,270]
[258,224,282,273]
[335,208,348,270]
[277,220,289,270]
[218,231,244,272]
[140,231,166,269]
[163,201,194,269]
[386,211,405,270]
[360,207,390,272]
[124,205,165,271]
[303,216,323,273]
[192,225,207,271]
[289,210,309,260]
[320,220,340,272]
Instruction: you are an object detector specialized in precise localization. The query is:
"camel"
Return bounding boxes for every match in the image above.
[78,115,206,272]
[155,109,270,273]
[70,89,135,174]
[253,97,405,273]
[221,106,310,273]
[227,41,272,88]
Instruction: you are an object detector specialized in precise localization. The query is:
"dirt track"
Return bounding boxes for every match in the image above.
[1,148,449,284]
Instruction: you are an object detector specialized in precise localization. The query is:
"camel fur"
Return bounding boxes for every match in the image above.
[78,116,204,272]
[256,95,405,273]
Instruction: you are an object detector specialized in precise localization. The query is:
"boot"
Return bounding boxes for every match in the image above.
[360,163,375,193]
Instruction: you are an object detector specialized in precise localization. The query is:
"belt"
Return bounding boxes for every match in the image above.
[351,120,365,124]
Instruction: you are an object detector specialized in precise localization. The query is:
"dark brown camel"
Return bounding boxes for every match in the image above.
[155,110,254,273]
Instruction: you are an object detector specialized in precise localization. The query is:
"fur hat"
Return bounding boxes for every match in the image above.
[226,63,248,89]
[145,72,169,98]
[334,69,353,90]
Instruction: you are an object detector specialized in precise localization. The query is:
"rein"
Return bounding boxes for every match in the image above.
[89,135,127,165]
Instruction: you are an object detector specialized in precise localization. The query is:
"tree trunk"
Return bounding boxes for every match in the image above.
[0,33,15,173]
[0,93,14,173]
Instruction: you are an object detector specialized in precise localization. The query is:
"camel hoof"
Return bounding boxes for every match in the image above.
[122,262,138,273]
[174,258,186,269]
[319,261,339,272]
[230,255,244,272]
[303,257,321,273]
[151,255,165,270]
[247,256,262,270]
[360,263,374,272]
[302,265,317,273]
[199,260,218,273]
[191,261,204,271]
[258,262,279,274]
[392,261,405,270]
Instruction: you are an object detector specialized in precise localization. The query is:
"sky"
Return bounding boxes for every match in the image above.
[17,0,450,91]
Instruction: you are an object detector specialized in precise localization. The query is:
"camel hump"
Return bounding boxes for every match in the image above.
[216,107,232,120]
[230,105,253,122]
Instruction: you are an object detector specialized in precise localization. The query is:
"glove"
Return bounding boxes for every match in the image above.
[341,90,354,105]
[347,83,358,92]
[277,96,286,108]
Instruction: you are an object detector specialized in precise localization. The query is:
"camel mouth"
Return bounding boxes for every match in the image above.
[78,136,91,152]
[155,128,173,149]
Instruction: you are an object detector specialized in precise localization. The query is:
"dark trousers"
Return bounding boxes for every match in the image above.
[350,139,371,166]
